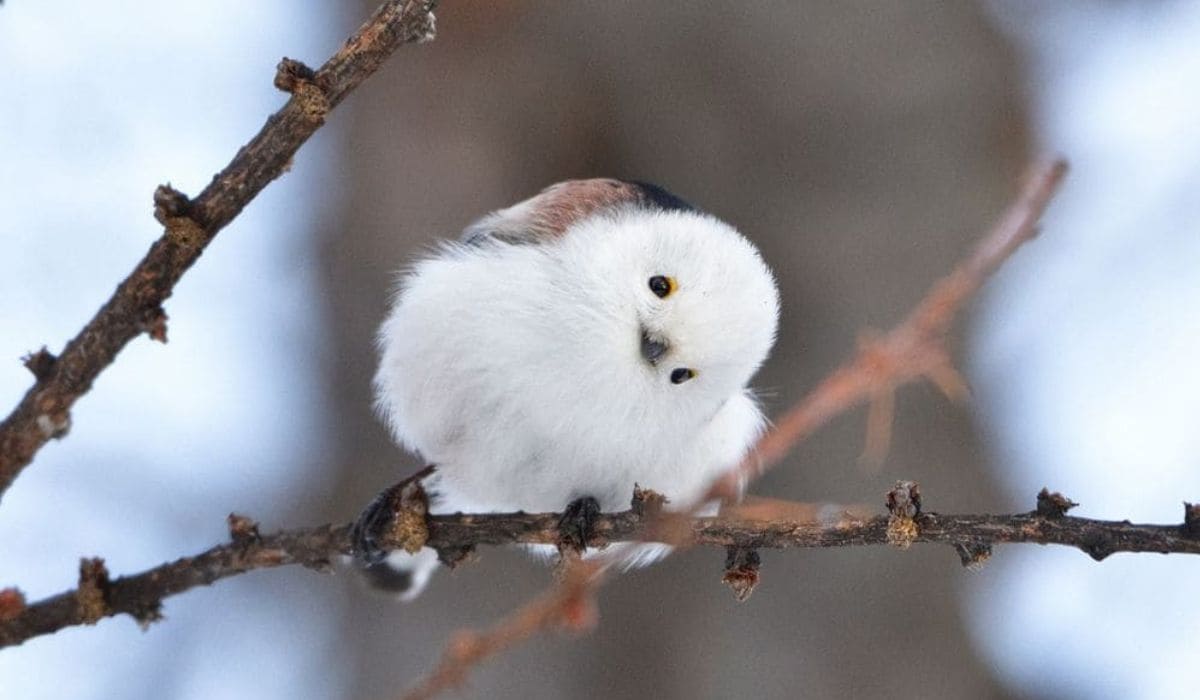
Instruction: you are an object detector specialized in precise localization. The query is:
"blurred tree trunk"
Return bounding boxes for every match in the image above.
[315,3,1028,698]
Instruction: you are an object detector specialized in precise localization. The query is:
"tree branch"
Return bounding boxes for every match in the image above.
[0,516,349,649]
[709,158,1070,499]
[3,487,1197,650]
[399,486,1200,700]
[0,0,437,502]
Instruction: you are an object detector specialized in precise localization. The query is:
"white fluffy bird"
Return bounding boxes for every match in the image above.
[356,179,780,599]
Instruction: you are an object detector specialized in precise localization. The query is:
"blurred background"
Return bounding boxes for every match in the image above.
[1,2,1197,698]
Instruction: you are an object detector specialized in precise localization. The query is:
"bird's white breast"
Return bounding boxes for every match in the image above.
[375,209,776,515]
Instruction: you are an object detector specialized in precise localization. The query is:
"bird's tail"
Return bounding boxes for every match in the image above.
[358,547,440,601]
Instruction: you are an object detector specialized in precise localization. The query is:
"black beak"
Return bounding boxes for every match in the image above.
[640,330,669,366]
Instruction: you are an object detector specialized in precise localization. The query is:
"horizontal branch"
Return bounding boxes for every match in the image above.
[4,486,1197,649]
[428,505,1200,560]
[0,0,437,501]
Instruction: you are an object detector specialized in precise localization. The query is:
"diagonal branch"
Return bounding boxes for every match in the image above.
[2,488,1198,650]
[0,0,437,502]
[0,516,350,649]
[712,159,1070,497]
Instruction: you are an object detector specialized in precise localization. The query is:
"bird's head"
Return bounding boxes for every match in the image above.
[555,205,780,421]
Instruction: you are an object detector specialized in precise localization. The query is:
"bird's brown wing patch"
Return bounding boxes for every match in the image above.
[462,179,690,245]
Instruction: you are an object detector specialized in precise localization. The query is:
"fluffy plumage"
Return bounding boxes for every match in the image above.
[371,179,780,599]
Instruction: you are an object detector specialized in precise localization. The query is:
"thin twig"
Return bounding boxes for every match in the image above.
[717,159,1070,495]
[0,0,437,501]
[3,488,1198,650]
[402,562,603,700]
[0,519,350,649]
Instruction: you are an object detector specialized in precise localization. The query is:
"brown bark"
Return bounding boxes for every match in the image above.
[0,0,437,500]
[399,488,1200,700]
[3,487,1197,650]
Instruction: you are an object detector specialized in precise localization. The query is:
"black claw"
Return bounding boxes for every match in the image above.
[558,496,602,552]
[352,485,403,565]
[352,466,436,565]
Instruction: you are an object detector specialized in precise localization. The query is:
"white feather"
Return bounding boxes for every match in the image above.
[374,205,780,597]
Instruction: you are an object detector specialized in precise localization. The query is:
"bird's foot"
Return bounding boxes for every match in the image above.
[352,466,434,565]
[352,484,404,565]
[557,495,602,554]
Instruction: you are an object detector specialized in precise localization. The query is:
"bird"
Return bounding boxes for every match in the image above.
[354,178,780,599]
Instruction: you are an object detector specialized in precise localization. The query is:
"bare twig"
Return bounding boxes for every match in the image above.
[0,0,437,501]
[405,159,1071,695]
[402,562,603,700]
[712,159,1070,498]
[3,486,1198,650]
[0,519,348,648]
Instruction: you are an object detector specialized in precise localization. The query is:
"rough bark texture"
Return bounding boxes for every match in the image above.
[4,487,1197,649]
[0,0,437,501]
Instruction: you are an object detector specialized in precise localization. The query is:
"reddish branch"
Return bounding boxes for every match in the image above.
[3,488,1198,650]
[710,159,1070,500]
[0,0,437,501]
[402,561,603,700]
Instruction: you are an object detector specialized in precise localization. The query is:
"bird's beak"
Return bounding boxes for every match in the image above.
[640,329,669,366]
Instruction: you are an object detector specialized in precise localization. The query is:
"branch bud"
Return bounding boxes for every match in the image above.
[75,558,111,625]
[886,480,921,549]
[1036,488,1078,519]
[722,546,761,602]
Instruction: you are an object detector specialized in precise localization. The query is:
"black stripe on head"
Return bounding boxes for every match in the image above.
[625,181,699,214]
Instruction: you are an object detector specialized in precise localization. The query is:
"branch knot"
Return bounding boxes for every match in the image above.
[953,542,992,570]
[141,306,170,344]
[75,558,111,625]
[404,2,439,44]
[389,481,430,554]
[21,348,57,382]
[886,480,922,548]
[1036,488,1078,519]
[630,485,667,518]
[1183,502,1200,539]
[228,513,262,549]
[152,184,192,223]
[273,58,318,92]
[154,184,205,257]
[274,58,329,124]
[34,411,71,440]
[721,546,761,602]
[0,588,25,622]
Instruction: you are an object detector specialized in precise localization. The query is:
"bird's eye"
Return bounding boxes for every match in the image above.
[648,275,676,298]
[670,367,695,384]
